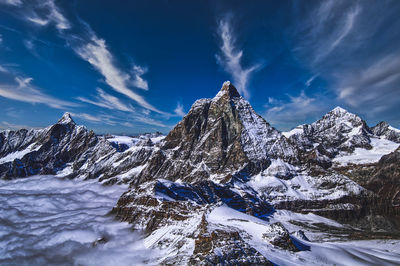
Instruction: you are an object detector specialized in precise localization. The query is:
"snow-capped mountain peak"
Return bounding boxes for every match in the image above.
[323,106,363,125]
[330,106,349,115]
[135,82,297,185]
[57,112,75,125]
[214,80,241,100]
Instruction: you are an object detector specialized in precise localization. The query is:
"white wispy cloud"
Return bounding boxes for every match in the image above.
[0,65,8,73]
[0,121,36,130]
[306,2,361,64]
[264,91,327,131]
[216,17,259,98]
[291,0,400,121]
[336,51,400,112]
[27,16,49,26]
[69,112,115,124]
[77,88,135,113]
[75,35,163,114]
[0,0,22,6]
[2,0,168,128]
[45,0,70,30]
[328,7,360,53]
[131,65,149,91]
[0,76,78,109]
[133,116,167,127]
[76,88,167,127]
[23,39,38,56]
[174,102,186,117]
[305,74,317,87]
[70,111,167,128]
[26,0,70,30]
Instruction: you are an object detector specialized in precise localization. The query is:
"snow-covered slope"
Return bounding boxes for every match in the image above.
[333,136,399,166]
[248,159,366,204]
[106,133,164,149]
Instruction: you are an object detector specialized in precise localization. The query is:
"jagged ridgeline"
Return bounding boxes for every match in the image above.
[135,81,297,186]
[1,81,400,264]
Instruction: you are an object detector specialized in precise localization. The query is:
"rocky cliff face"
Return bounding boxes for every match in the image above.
[135,81,296,186]
[337,146,400,224]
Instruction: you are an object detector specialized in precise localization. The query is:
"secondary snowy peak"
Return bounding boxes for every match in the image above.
[330,106,349,115]
[285,107,400,168]
[319,106,364,127]
[287,106,372,154]
[284,107,364,138]
[57,112,76,126]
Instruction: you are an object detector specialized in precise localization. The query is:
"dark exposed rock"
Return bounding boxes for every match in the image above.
[188,212,273,265]
[191,229,273,265]
[331,147,400,229]
[92,236,108,247]
[371,121,400,143]
[262,222,300,252]
[293,230,310,242]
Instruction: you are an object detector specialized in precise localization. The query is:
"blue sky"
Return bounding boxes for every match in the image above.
[0,0,399,134]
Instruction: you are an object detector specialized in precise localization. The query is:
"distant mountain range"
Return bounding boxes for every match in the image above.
[1,81,400,264]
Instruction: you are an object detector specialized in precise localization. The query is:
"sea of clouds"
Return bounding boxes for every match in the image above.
[0,175,155,265]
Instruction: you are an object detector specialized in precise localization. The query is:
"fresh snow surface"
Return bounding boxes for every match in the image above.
[0,143,40,164]
[0,175,157,265]
[389,125,400,133]
[107,135,165,148]
[333,137,400,166]
[248,159,364,203]
[208,205,400,266]
[113,164,146,183]
[283,125,304,138]
[144,211,202,264]
[107,135,137,147]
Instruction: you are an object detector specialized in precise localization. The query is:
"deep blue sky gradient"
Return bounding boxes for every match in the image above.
[0,0,399,134]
